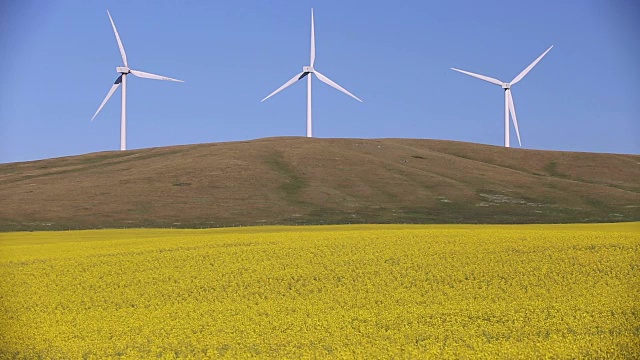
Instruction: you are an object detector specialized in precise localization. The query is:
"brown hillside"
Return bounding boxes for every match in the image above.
[0,137,638,231]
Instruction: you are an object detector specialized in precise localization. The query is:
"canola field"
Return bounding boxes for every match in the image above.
[1,223,639,358]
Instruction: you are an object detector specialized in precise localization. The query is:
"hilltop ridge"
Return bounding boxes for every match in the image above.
[1,137,638,231]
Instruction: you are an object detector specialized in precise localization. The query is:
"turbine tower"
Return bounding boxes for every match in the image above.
[261,8,362,137]
[91,10,184,151]
[451,45,553,148]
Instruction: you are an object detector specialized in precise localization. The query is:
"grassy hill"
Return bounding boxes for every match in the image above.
[0,137,638,231]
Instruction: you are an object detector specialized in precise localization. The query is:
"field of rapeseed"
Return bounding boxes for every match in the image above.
[0,223,638,358]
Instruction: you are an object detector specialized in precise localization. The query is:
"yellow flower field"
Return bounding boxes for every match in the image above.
[1,223,638,358]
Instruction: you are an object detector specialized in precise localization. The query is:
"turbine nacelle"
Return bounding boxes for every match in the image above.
[501,83,510,89]
[303,66,314,73]
[116,66,131,74]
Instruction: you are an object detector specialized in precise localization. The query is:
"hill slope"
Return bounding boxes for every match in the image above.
[1,137,638,231]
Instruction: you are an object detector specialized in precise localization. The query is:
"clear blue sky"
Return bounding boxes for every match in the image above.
[1,0,638,163]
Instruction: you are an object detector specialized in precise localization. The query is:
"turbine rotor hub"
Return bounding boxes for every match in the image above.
[116,66,131,74]
[303,66,314,73]
[502,83,510,89]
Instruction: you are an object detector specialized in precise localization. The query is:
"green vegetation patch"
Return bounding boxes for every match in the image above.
[266,152,309,203]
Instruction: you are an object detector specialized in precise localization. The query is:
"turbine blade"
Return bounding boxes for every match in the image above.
[261,72,308,102]
[314,70,362,102]
[107,10,128,67]
[91,75,122,121]
[451,68,503,86]
[130,70,184,82]
[310,8,316,67]
[507,90,522,146]
[510,45,553,85]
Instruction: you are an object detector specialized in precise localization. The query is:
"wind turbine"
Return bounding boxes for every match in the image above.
[451,45,553,148]
[261,8,362,137]
[91,10,184,151]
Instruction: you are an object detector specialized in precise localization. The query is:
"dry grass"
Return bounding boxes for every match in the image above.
[0,137,638,231]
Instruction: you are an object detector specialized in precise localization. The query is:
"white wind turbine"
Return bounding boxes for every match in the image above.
[91,10,184,151]
[261,8,362,137]
[451,45,553,147]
